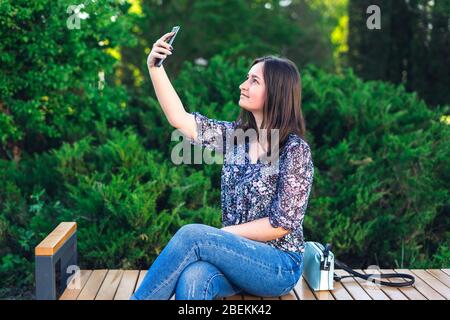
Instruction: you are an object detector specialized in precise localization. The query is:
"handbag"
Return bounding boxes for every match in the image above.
[303,241,415,291]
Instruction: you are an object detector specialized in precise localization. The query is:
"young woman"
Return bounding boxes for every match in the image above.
[130,32,314,300]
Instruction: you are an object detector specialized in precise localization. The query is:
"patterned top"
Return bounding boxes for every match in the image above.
[188,112,314,253]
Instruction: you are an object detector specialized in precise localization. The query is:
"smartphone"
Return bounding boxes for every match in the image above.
[155,25,180,67]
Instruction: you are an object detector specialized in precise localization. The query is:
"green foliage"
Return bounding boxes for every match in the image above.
[0,127,221,298]
[301,66,449,268]
[120,0,337,85]
[52,128,219,269]
[1,52,449,298]
[0,0,448,300]
[0,0,136,157]
[348,0,450,106]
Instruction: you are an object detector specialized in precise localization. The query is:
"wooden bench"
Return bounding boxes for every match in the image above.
[35,222,450,300]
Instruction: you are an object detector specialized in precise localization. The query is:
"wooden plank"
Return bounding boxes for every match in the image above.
[126,270,174,300]
[96,270,124,300]
[60,268,450,301]
[114,270,140,300]
[280,290,297,300]
[441,269,450,276]
[95,270,123,300]
[35,222,77,256]
[326,272,353,300]
[59,270,92,300]
[367,269,408,300]
[426,269,450,288]
[380,269,425,300]
[354,269,390,300]
[313,290,335,300]
[408,269,450,299]
[395,269,444,300]
[302,277,335,300]
[134,270,147,293]
[293,277,316,300]
[77,269,108,300]
[334,269,371,300]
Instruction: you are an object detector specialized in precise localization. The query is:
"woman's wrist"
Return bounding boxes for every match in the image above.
[148,65,160,72]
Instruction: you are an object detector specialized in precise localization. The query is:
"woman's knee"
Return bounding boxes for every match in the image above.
[178,261,217,283]
[176,261,221,299]
[174,223,211,241]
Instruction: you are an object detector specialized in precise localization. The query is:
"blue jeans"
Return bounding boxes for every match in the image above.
[130,223,304,300]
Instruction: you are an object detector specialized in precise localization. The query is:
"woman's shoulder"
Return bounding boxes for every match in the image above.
[284,133,311,153]
[280,133,313,162]
[191,111,238,131]
[280,134,314,170]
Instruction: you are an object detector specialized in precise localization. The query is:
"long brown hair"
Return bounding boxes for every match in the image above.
[235,55,306,157]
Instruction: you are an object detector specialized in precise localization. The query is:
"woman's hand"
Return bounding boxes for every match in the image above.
[147,32,174,68]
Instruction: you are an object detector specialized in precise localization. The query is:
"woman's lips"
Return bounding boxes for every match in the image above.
[240,94,248,98]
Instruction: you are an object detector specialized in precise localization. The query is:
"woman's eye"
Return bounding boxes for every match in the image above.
[246,77,258,84]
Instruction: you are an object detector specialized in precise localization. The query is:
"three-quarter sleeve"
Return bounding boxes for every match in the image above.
[268,141,314,232]
[188,111,237,153]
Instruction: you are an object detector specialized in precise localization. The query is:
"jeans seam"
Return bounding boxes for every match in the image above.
[145,246,196,298]
[203,273,225,300]
[199,241,294,274]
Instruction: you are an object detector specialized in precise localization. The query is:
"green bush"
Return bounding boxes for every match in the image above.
[302,66,449,268]
[0,0,136,157]
[0,2,448,298]
[0,126,222,298]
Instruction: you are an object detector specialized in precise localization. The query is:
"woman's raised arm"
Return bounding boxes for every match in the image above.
[147,32,197,141]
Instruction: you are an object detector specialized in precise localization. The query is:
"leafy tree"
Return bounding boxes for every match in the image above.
[0,0,137,160]
[348,0,450,106]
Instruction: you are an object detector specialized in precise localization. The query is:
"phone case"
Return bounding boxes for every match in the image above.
[155,26,180,67]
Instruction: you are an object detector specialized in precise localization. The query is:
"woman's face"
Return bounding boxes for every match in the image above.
[239,62,266,113]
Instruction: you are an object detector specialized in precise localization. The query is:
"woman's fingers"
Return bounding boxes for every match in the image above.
[161,31,175,41]
[154,46,172,55]
[155,38,173,51]
[148,32,175,67]
[152,52,166,60]
[157,32,175,46]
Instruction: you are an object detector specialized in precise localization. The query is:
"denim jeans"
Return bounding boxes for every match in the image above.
[130,223,304,300]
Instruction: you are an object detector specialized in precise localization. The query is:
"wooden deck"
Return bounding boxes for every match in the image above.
[59,268,450,300]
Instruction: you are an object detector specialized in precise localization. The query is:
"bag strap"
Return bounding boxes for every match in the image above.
[333,259,415,287]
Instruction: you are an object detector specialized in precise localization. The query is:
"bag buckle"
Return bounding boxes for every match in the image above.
[320,243,333,271]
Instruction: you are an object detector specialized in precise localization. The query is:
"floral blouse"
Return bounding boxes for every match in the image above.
[188,111,314,253]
